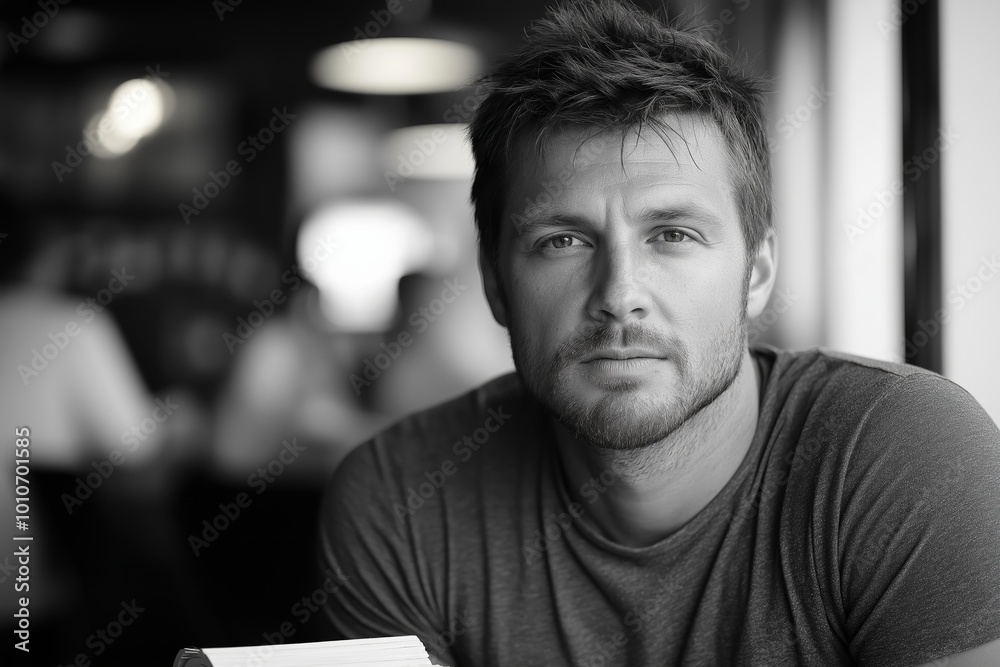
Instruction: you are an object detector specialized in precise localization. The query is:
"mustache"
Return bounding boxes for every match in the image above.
[555,323,684,364]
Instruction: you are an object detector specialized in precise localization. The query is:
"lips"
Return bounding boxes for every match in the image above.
[580,348,666,363]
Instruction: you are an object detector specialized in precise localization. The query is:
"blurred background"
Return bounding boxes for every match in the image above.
[0,0,997,664]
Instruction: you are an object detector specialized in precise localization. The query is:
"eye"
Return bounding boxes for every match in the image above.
[540,234,585,249]
[653,229,693,244]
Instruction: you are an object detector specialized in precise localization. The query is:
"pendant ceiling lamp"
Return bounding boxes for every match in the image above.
[309,0,483,95]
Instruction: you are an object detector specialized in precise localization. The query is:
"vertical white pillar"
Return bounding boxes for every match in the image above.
[825,0,903,360]
[941,0,1000,423]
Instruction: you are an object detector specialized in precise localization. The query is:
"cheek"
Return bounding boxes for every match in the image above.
[508,271,581,345]
[655,262,745,326]
[512,264,580,312]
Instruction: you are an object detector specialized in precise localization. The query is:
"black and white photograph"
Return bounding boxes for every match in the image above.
[1,0,998,665]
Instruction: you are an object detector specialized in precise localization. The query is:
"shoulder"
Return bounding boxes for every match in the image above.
[760,345,937,396]
[777,347,995,448]
[756,345,996,435]
[757,347,1000,663]
[800,354,1000,663]
[758,345,998,487]
[341,371,525,472]
[322,372,531,524]
[317,371,536,635]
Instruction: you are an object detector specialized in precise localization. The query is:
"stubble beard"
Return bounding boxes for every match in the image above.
[508,304,748,452]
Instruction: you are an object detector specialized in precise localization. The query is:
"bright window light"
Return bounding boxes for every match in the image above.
[297,200,434,331]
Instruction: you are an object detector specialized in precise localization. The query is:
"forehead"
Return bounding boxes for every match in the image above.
[503,113,736,219]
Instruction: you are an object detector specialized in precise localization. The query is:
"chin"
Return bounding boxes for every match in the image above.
[524,354,742,451]
[553,386,692,450]
[509,311,748,450]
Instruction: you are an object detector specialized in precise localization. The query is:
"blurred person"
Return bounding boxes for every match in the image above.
[212,269,390,478]
[374,182,515,417]
[0,218,162,471]
[370,270,514,418]
[0,205,184,658]
[204,265,401,647]
[318,2,1000,666]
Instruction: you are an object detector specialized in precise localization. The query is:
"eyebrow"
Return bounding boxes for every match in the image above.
[510,203,724,237]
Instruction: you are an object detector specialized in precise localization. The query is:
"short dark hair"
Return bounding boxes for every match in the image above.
[469,0,772,268]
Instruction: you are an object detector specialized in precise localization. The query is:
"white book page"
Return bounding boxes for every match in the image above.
[201,636,434,667]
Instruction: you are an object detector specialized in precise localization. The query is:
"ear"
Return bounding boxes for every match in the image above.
[478,243,508,328]
[745,229,778,320]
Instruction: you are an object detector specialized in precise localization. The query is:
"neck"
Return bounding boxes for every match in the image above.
[552,349,761,547]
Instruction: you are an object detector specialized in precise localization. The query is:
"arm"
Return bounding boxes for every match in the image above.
[838,373,1000,667]
[317,439,459,667]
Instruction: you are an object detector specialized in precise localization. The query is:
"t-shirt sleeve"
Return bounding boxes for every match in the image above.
[838,372,1000,666]
[317,438,457,666]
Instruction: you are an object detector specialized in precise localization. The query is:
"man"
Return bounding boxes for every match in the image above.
[318,2,1000,664]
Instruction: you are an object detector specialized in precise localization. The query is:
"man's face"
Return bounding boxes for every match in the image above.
[485,114,762,450]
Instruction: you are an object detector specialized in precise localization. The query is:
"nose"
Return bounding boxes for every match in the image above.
[586,243,652,323]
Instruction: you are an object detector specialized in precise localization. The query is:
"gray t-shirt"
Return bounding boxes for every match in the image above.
[318,347,1000,666]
